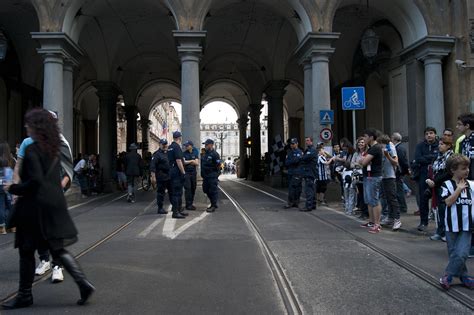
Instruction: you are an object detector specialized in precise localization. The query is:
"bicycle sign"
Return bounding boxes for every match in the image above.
[342,87,365,110]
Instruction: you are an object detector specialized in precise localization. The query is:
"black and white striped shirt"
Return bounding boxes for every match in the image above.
[441,179,474,232]
[317,155,330,181]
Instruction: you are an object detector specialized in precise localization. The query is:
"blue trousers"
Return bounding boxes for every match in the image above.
[445,231,471,278]
[156,179,172,210]
[288,175,302,205]
[170,175,184,211]
[203,177,219,207]
[303,176,315,208]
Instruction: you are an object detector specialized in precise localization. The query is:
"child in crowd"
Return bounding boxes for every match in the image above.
[439,154,474,289]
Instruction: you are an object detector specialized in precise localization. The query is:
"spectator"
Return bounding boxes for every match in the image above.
[351,137,368,219]
[427,136,453,241]
[415,127,439,231]
[74,155,88,198]
[391,132,409,213]
[316,144,333,206]
[125,143,143,203]
[359,128,383,234]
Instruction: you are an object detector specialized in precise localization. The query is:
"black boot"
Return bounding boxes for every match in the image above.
[59,251,95,305]
[2,250,35,309]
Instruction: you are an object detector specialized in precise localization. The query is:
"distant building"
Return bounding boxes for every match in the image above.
[147,102,181,153]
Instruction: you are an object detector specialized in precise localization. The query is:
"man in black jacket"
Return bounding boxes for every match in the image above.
[414,127,439,231]
[151,139,171,214]
[391,132,409,213]
[125,143,143,203]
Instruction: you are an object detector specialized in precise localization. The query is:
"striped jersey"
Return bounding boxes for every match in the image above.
[440,179,474,232]
[317,155,331,181]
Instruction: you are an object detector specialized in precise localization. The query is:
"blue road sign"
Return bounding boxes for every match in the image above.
[342,86,366,110]
[319,110,334,125]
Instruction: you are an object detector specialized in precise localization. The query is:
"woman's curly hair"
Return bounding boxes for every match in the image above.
[25,108,60,158]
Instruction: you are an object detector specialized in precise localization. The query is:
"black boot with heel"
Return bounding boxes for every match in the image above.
[59,251,95,305]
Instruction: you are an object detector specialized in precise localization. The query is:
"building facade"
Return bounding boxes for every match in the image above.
[0,0,473,182]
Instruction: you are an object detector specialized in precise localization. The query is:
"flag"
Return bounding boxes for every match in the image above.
[161,122,168,136]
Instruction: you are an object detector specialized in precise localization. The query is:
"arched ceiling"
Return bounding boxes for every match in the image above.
[0,0,42,88]
[201,80,251,115]
[136,80,181,118]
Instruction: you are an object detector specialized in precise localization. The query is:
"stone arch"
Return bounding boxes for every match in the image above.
[135,79,181,119]
[327,0,428,47]
[201,79,252,115]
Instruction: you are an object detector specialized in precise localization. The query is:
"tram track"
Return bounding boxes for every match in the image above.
[0,199,155,305]
[226,179,474,311]
[219,186,304,315]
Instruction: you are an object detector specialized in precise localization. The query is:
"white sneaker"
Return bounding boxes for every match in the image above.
[392,219,402,231]
[35,260,51,275]
[51,266,64,283]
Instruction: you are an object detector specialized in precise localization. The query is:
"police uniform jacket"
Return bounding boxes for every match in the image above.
[285,148,303,176]
[151,149,170,181]
[183,149,199,175]
[300,145,318,178]
[167,142,184,175]
[201,149,221,178]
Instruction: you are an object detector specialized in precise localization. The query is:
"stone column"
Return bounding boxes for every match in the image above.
[311,53,331,140]
[124,105,138,149]
[173,31,206,146]
[294,33,339,143]
[288,117,302,141]
[42,53,64,126]
[249,104,263,180]
[265,80,288,152]
[422,56,445,131]
[140,118,150,154]
[237,114,249,178]
[94,81,121,192]
[31,33,83,139]
[63,61,74,146]
[303,61,313,139]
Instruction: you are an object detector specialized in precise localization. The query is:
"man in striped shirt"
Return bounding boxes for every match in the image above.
[439,154,474,289]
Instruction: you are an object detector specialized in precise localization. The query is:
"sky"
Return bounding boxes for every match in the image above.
[200,101,238,123]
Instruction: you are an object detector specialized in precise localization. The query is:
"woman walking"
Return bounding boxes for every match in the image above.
[2,108,94,310]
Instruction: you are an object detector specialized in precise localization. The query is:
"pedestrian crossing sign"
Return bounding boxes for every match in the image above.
[319,110,334,125]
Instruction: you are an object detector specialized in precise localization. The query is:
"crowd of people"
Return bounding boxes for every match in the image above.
[282,113,474,290]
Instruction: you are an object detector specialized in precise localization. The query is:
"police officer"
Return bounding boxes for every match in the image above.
[150,139,171,215]
[201,139,221,212]
[167,131,187,219]
[183,140,199,210]
[284,138,303,209]
[300,137,318,211]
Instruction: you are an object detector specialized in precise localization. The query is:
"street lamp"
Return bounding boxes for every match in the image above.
[214,131,227,158]
[361,28,379,59]
[0,30,8,60]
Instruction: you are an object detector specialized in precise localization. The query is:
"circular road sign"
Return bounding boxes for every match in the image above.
[320,128,333,142]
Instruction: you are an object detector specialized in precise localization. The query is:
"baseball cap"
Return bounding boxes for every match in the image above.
[290,138,298,144]
[202,139,214,145]
[159,138,168,145]
[183,140,194,147]
[172,131,182,138]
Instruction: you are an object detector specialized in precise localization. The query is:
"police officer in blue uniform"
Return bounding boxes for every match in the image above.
[201,139,221,212]
[284,138,303,209]
[300,137,318,211]
[150,139,171,215]
[183,140,199,210]
[167,131,187,219]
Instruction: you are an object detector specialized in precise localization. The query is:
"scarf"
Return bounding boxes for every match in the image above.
[432,150,453,174]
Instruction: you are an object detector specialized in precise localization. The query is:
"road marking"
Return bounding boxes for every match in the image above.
[167,211,209,240]
[138,204,170,238]
[162,207,177,238]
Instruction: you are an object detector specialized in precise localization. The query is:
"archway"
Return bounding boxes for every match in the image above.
[147,100,182,154]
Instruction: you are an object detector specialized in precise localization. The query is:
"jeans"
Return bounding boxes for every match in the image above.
[0,191,11,227]
[127,176,137,196]
[363,176,382,207]
[396,177,408,213]
[381,178,400,220]
[445,231,471,278]
[76,172,88,195]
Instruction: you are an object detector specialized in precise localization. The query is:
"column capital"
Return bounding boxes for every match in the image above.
[237,114,249,127]
[31,32,84,66]
[265,80,289,100]
[248,103,263,117]
[173,30,206,58]
[294,32,340,65]
[398,35,455,62]
[93,81,121,101]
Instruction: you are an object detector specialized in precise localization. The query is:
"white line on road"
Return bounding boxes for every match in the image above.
[167,211,209,240]
[162,206,177,238]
